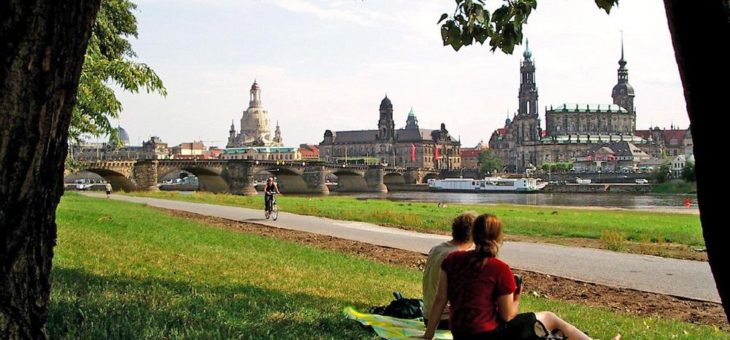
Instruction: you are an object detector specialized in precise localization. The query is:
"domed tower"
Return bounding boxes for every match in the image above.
[249,80,262,108]
[405,107,419,130]
[239,80,272,145]
[612,36,636,129]
[227,120,236,146]
[272,121,283,146]
[377,95,395,141]
[109,126,130,147]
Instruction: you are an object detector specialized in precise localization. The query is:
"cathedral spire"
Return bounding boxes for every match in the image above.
[405,107,419,130]
[523,38,532,60]
[612,32,635,117]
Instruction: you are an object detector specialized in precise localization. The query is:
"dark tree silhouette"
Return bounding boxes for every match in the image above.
[0,1,102,337]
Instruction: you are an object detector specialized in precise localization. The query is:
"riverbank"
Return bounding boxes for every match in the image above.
[53,194,728,337]
[129,191,705,260]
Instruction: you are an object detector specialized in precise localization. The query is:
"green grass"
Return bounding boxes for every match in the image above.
[652,181,697,194]
[130,191,705,247]
[49,193,727,339]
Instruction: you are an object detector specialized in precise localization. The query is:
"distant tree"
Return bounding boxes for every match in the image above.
[541,163,550,172]
[437,0,729,320]
[682,161,696,182]
[654,164,671,183]
[479,149,503,175]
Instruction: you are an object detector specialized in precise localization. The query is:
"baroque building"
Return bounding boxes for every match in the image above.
[489,40,655,173]
[319,97,461,169]
[227,80,283,147]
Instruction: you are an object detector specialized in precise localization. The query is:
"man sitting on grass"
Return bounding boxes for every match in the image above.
[422,212,475,330]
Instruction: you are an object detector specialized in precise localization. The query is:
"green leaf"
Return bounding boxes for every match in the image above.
[438,13,448,24]
[594,0,618,14]
[71,0,166,142]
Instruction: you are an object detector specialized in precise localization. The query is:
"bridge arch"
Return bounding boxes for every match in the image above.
[158,166,229,193]
[325,168,369,192]
[82,168,137,192]
[383,172,406,185]
[252,166,308,193]
[422,173,440,182]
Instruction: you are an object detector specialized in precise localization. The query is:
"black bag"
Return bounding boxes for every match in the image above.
[534,319,567,340]
[368,292,424,319]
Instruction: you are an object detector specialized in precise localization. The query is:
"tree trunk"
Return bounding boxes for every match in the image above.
[0,1,101,338]
[663,0,730,321]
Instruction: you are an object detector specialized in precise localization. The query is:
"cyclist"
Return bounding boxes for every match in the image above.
[264,176,280,217]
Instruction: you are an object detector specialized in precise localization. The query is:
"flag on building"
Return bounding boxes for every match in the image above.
[434,145,440,160]
[410,143,416,161]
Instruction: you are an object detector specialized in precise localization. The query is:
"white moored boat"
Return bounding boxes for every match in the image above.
[428,177,547,193]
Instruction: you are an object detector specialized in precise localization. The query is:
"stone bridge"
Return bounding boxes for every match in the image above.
[76,159,441,195]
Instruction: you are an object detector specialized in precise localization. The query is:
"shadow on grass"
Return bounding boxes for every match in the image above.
[49,267,378,339]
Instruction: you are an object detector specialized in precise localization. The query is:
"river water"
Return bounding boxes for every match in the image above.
[328,191,699,212]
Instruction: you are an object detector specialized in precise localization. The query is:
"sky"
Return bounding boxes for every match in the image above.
[113,0,688,148]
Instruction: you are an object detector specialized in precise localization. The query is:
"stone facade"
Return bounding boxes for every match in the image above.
[489,40,661,173]
[319,99,461,169]
[227,80,283,147]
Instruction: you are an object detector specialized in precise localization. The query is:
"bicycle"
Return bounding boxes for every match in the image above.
[265,192,279,221]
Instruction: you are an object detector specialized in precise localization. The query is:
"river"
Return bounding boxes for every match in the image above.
[328,191,699,212]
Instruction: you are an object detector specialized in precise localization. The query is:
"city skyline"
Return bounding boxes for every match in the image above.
[112,0,688,148]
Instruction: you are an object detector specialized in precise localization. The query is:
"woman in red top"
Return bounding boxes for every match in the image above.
[423,213,603,340]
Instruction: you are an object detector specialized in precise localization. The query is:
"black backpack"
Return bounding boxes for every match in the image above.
[368,292,424,319]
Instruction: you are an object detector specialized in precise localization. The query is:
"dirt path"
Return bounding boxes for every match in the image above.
[157,207,727,331]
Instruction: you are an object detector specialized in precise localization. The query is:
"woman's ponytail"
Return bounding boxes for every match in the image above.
[472,214,504,258]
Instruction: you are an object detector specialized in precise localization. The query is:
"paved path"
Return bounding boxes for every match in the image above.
[101,194,720,303]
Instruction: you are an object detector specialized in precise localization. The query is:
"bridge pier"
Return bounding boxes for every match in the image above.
[133,160,160,191]
[303,165,330,195]
[224,161,257,195]
[365,167,388,193]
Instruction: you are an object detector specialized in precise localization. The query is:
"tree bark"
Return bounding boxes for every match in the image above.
[663,0,730,321]
[0,1,101,338]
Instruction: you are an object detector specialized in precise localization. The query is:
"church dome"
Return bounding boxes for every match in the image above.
[380,95,392,109]
[112,126,130,146]
[612,82,635,96]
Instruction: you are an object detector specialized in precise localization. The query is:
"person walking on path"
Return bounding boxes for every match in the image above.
[105,182,112,198]
[422,212,475,331]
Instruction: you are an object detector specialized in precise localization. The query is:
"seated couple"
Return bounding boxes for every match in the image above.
[421,212,620,340]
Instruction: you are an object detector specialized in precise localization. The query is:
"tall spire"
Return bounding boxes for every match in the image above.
[619,30,626,68]
[523,38,532,60]
[617,32,628,82]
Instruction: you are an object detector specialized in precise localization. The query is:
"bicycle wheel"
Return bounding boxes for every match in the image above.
[272,203,279,221]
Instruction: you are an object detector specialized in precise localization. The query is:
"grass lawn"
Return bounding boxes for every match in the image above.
[131,191,704,247]
[50,193,726,339]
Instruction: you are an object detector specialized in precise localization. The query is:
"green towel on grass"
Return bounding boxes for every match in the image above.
[343,306,452,339]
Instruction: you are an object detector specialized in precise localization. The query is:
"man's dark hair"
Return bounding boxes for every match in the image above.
[452,212,476,243]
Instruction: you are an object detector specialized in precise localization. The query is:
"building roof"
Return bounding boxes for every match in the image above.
[547,103,629,114]
[324,128,451,144]
[586,141,649,157]
[660,129,689,145]
[460,148,481,158]
[176,142,206,150]
[634,130,652,140]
